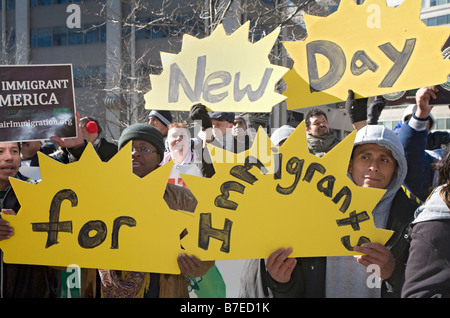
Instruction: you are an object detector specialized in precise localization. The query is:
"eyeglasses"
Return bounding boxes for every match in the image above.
[131,146,155,154]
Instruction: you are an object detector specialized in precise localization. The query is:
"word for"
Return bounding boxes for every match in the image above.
[198,154,371,253]
[31,189,136,249]
[307,38,416,92]
[169,55,273,104]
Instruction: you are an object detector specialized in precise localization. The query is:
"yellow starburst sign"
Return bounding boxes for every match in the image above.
[283,0,450,109]
[144,21,289,113]
[180,124,393,260]
[0,125,393,274]
[0,144,193,274]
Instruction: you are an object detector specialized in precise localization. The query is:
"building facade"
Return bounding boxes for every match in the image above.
[1,0,447,142]
[1,0,350,141]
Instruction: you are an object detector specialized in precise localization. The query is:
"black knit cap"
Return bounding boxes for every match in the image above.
[118,123,165,159]
[210,112,235,123]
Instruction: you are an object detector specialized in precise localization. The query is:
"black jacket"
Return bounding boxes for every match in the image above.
[67,138,118,163]
[0,173,61,298]
[266,188,418,298]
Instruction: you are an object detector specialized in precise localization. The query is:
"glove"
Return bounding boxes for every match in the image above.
[189,103,212,130]
[345,90,368,124]
[367,96,386,125]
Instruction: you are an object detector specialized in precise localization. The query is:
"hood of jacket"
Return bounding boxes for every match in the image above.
[350,125,408,228]
[413,185,450,223]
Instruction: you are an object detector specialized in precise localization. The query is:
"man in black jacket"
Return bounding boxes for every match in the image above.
[266,125,418,298]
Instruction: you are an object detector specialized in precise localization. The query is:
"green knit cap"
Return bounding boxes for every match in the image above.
[118,123,165,158]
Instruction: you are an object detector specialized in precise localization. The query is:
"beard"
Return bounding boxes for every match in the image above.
[317,127,330,138]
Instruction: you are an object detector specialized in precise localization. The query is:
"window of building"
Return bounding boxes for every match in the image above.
[5,28,15,52]
[37,28,52,47]
[73,67,85,88]
[427,17,438,26]
[5,0,15,10]
[84,24,100,44]
[99,24,106,42]
[73,65,106,88]
[437,15,448,25]
[379,121,398,131]
[436,118,446,130]
[30,29,37,48]
[38,0,53,6]
[31,0,81,6]
[150,26,166,38]
[423,14,450,26]
[68,28,83,45]
[31,24,106,48]
[53,26,68,46]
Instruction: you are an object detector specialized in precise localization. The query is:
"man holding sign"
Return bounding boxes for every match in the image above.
[97,123,213,298]
[266,124,418,298]
[0,142,61,298]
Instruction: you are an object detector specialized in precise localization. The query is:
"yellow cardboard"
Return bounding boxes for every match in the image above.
[283,0,450,109]
[144,21,289,113]
[0,125,393,274]
[0,143,193,274]
[180,123,393,260]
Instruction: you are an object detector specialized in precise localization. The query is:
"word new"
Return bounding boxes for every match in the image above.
[169,55,273,104]
[31,189,136,249]
[198,154,372,253]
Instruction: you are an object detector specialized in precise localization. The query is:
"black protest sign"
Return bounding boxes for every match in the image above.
[0,64,77,142]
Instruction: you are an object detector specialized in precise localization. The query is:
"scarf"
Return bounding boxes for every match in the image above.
[98,269,151,298]
[306,131,339,157]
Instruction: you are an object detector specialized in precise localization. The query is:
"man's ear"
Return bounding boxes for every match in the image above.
[347,159,353,174]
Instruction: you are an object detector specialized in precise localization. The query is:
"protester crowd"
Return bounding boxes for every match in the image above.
[0,85,448,298]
